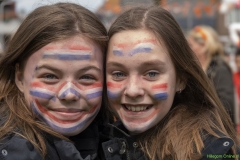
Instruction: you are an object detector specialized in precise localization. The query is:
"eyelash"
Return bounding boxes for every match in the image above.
[112,71,126,80]
[144,71,159,80]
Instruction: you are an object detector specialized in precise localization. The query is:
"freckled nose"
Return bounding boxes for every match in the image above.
[124,77,144,98]
[57,82,80,101]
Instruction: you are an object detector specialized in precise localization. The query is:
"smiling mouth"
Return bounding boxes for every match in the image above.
[122,104,153,112]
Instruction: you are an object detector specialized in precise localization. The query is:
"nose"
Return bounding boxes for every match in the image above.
[58,82,80,101]
[124,76,144,98]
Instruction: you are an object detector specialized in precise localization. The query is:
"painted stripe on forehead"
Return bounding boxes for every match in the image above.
[115,39,157,48]
[128,47,152,56]
[43,53,91,60]
[113,50,124,56]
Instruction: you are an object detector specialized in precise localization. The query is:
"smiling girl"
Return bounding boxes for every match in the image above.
[100,6,239,160]
[0,2,107,160]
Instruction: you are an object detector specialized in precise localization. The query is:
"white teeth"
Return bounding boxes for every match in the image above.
[125,105,149,112]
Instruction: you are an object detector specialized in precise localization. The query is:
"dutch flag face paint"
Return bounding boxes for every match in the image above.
[112,39,157,57]
[151,83,168,100]
[19,35,104,136]
[107,82,123,99]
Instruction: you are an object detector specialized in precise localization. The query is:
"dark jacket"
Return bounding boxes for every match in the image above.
[99,121,237,160]
[0,121,100,160]
[206,55,235,124]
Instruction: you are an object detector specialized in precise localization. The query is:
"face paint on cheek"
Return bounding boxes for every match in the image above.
[107,82,123,99]
[84,82,103,100]
[30,82,57,101]
[151,83,168,100]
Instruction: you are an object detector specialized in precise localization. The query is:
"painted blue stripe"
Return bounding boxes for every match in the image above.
[32,102,99,133]
[86,91,102,99]
[43,54,91,60]
[59,88,81,99]
[30,90,56,101]
[154,92,168,100]
[129,47,152,56]
[107,90,120,99]
[113,50,124,56]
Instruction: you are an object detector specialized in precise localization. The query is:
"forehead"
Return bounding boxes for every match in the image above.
[109,29,159,47]
[108,29,169,59]
[27,35,102,63]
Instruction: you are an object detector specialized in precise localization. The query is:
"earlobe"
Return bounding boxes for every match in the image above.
[15,64,24,93]
[176,78,187,93]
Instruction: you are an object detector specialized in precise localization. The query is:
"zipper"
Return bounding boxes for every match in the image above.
[119,141,131,160]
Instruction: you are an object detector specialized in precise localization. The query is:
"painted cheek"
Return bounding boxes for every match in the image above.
[30,82,57,102]
[107,82,124,100]
[151,83,168,101]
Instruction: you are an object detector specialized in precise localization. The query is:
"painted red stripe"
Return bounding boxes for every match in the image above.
[31,82,56,91]
[107,82,122,88]
[151,83,167,89]
[115,39,157,49]
[69,44,91,51]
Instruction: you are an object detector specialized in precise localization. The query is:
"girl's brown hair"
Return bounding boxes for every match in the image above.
[0,2,108,157]
[108,6,237,160]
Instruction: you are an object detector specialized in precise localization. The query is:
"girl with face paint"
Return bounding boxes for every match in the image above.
[0,2,107,160]
[99,6,239,160]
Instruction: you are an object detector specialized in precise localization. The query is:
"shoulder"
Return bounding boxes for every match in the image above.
[0,133,42,160]
[201,132,238,160]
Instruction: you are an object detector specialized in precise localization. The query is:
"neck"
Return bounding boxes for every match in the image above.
[198,54,211,72]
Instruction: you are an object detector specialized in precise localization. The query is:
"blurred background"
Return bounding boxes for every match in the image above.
[0,0,239,58]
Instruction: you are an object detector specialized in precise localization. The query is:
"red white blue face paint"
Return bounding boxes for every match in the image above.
[107,82,123,99]
[152,83,168,100]
[17,36,103,136]
[112,39,156,57]
[107,29,178,135]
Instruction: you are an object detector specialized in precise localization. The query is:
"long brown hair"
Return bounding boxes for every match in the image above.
[0,2,108,157]
[108,6,237,159]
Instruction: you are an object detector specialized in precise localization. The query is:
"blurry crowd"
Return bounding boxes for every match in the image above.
[187,24,240,133]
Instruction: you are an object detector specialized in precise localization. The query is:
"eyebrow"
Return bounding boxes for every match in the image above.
[42,53,91,60]
[36,64,101,73]
[140,60,166,66]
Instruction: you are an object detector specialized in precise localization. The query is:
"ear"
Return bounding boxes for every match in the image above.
[15,64,24,93]
[176,77,187,93]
